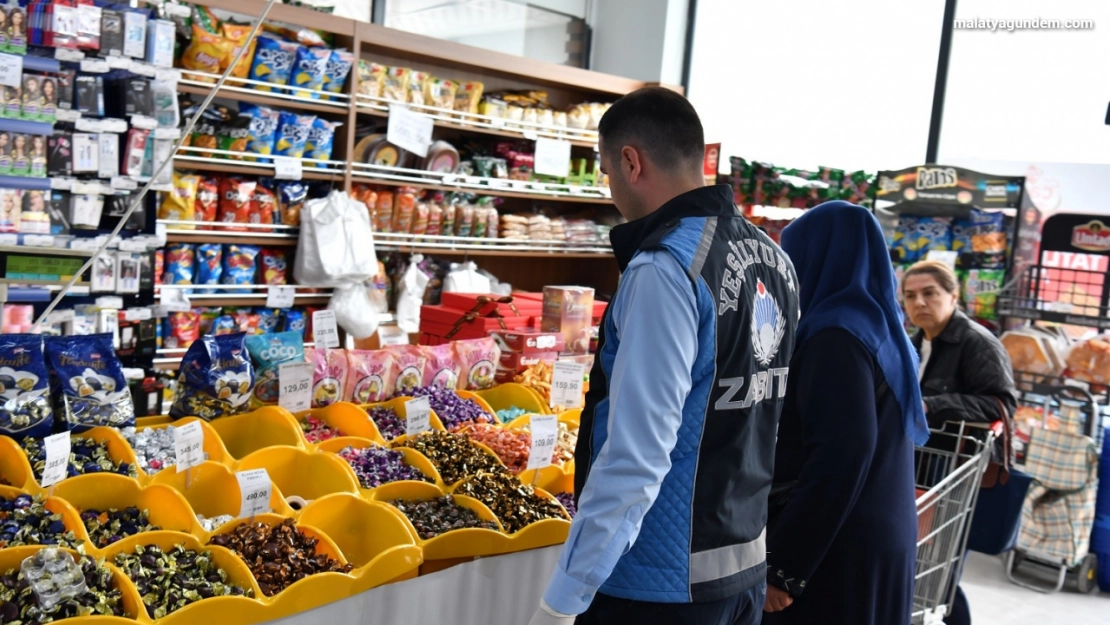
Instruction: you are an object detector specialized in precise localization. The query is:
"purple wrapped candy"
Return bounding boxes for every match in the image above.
[339,445,433,489]
[555,493,577,518]
[402,386,495,431]
[365,406,405,441]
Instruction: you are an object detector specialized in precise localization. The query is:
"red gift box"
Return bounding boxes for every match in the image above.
[490,330,565,353]
[439,293,543,317]
[500,350,559,372]
[420,305,532,330]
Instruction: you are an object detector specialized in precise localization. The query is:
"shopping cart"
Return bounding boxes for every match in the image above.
[912,426,993,625]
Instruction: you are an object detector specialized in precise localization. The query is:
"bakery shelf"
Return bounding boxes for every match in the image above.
[372,232,612,258]
[350,162,611,204]
[354,96,599,148]
[179,72,350,115]
[174,148,347,181]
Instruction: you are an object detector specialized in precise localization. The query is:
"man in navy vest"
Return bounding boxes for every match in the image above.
[529,87,799,625]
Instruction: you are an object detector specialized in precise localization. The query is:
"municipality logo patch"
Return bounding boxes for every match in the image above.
[752,279,785,367]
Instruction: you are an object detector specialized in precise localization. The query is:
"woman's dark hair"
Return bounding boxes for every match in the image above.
[597,86,704,172]
[903,260,960,295]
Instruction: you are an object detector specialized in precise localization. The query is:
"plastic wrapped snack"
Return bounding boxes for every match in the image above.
[324,50,355,95]
[249,35,299,92]
[221,244,261,294]
[345,349,395,404]
[309,347,347,408]
[245,331,305,409]
[386,344,426,395]
[45,334,134,432]
[422,343,460,389]
[291,46,330,98]
[454,337,500,390]
[1066,337,1110,385]
[0,334,53,439]
[170,333,254,421]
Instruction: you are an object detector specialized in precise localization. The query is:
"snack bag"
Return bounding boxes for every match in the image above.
[305,118,340,162]
[914,216,953,259]
[392,188,417,233]
[454,81,483,114]
[216,113,252,159]
[170,332,254,421]
[234,310,262,334]
[276,181,307,226]
[181,24,232,82]
[374,190,394,233]
[212,315,238,335]
[454,337,500,390]
[165,311,200,350]
[291,46,330,98]
[158,173,200,226]
[217,177,256,231]
[221,22,257,79]
[240,104,280,158]
[953,209,1007,257]
[425,77,457,110]
[407,71,427,106]
[356,60,386,98]
[250,184,276,230]
[385,344,427,395]
[187,105,227,151]
[164,243,195,287]
[249,35,298,92]
[0,334,53,439]
[259,248,288,285]
[382,67,410,102]
[310,347,348,408]
[197,308,221,336]
[345,349,395,404]
[44,334,134,432]
[221,244,261,293]
[422,343,460,389]
[963,268,1005,320]
[257,308,282,334]
[245,331,305,408]
[195,243,223,293]
[274,111,314,158]
[196,177,219,224]
[323,50,354,95]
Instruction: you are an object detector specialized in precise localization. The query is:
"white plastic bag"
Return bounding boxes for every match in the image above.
[443,261,491,294]
[328,282,388,339]
[396,255,429,334]
[295,191,377,286]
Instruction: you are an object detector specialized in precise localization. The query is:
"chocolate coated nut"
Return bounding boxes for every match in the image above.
[0,555,125,622]
[455,471,568,533]
[113,544,250,618]
[393,431,505,485]
[207,519,351,596]
[389,495,499,539]
[20,436,137,483]
[80,506,160,548]
[0,494,79,549]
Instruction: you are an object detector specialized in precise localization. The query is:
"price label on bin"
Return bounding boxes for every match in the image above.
[550,361,585,408]
[278,362,313,413]
[173,421,204,473]
[405,396,431,438]
[236,469,272,519]
[41,432,71,487]
[527,414,558,471]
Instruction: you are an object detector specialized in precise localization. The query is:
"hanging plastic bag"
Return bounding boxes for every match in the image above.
[294,190,377,286]
[395,255,429,334]
[329,281,388,339]
[443,261,491,293]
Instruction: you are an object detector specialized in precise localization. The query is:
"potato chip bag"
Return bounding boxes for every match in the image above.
[218,177,256,231]
[291,46,329,98]
[276,181,307,226]
[170,332,254,421]
[425,77,458,110]
[245,331,305,409]
[217,113,252,159]
[249,35,298,92]
[345,349,394,404]
[274,111,315,158]
[240,104,280,159]
[324,50,354,95]
[165,311,201,350]
[310,347,348,408]
[164,243,195,287]
[454,81,483,114]
[250,184,276,231]
[305,118,340,162]
[196,177,219,225]
[382,67,410,102]
[195,243,222,293]
[158,173,200,226]
[260,248,287,285]
[422,343,460,389]
[181,24,233,82]
[221,22,257,79]
[257,308,282,334]
[222,244,261,294]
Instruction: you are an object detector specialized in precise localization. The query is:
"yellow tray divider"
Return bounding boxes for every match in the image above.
[147,461,295,537]
[475,383,551,416]
[236,446,361,507]
[207,407,306,460]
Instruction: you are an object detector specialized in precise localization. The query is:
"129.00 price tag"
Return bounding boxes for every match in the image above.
[550,360,585,409]
[278,362,313,413]
[527,414,558,471]
[235,469,272,519]
[173,421,204,473]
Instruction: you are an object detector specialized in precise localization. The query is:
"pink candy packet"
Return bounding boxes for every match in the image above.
[346,349,395,404]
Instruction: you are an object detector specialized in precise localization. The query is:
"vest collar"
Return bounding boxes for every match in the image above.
[609,184,738,272]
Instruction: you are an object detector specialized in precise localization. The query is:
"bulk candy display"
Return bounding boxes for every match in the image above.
[455,471,568,533]
[403,386,494,431]
[388,496,498,539]
[0,555,126,624]
[80,507,160,548]
[0,494,77,548]
[21,436,138,482]
[338,446,431,489]
[113,544,251,618]
[364,405,405,441]
[393,431,503,485]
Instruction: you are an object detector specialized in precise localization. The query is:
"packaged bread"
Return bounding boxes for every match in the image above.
[1001,330,1064,376]
[1066,336,1110,385]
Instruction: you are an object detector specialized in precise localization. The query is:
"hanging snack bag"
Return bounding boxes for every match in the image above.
[454,337,500,390]
[165,311,200,350]
[44,334,134,432]
[221,244,261,293]
[195,243,222,293]
[181,24,232,82]
[422,343,460,389]
[196,177,219,224]
[323,50,354,96]
[292,46,330,98]
[260,248,288,285]
[218,177,256,230]
[250,184,276,230]
[245,331,305,408]
[158,173,200,226]
[276,181,307,226]
[345,349,395,404]
[915,216,953,258]
[305,118,340,162]
[164,243,195,287]
[310,347,348,408]
[257,308,282,334]
[221,21,258,79]
[0,334,53,439]
[953,208,1007,266]
[240,104,280,159]
[386,344,427,395]
[170,332,254,420]
[212,315,238,335]
[274,111,314,159]
[249,35,299,92]
[963,268,1006,320]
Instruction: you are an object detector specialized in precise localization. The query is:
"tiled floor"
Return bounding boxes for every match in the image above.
[962,552,1107,624]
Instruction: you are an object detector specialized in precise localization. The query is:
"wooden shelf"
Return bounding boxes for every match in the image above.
[164,231,299,247]
[178,82,348,116]
[375,245,612,259]
[173,157,345,182]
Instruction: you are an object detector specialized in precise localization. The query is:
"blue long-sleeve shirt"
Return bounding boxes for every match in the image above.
[543,249,698,615]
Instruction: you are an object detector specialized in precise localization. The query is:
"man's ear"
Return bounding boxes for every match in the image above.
[622,146,643,183]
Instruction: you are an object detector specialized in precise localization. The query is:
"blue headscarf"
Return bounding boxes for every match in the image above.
[780,201,930,445]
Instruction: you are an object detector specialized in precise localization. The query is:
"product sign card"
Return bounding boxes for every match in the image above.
[550,360,585,408]
[404,396,431,437]
[41,432,71,487]
[236,468,272,518]
[527,414,558,471]
[173,421,204,472]
[387,104,433,158]
[278,362,313,413]
[312,310,339,349]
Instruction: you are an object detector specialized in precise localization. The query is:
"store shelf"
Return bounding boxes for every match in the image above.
[0,175,51,191]
[179,73,349,115]
[0,118,55,136]
[173,152,347,182]
[373,232,612,258]
[159,220,301,246]
[350,162,611,204]
[157,285,333,307]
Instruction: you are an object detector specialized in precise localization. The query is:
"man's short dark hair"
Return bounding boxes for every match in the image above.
[597,86,705,172]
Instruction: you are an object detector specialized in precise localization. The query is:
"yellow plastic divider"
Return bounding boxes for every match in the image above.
[297,401,387,449]
[100,531,269,625]
[0,544,146,624]
[0,484,93,552]
[148,461,295,535]
[297,493,423,593]
[237,446,361,507]
[134,417,233,479]
[360,396,446,442]
[0,436,35,493]
[51,474,201,557]
[448,477,571,554]
[207,407,305,460]
[475,383,551,415]
[314,437,444,492]
[371,481,512,561]
[135,415,173,428]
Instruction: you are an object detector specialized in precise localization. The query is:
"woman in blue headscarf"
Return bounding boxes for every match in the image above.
[763,201,929,625]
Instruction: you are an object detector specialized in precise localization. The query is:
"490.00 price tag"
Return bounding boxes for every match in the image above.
[236,469,272,519]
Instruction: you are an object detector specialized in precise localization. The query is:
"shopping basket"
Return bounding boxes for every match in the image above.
[912,426,993,625]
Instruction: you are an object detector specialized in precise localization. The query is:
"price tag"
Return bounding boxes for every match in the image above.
[523,130,539,141]
[155,67,182,82]
[123,307,152,321]
[55,47,85,62]
[23,235,55,247]
[153,127,182,140]
[95,295,124,309]
[550,360,585,408]
[105,55,132,70]
[41,432,71,487]
[159,288,191,312]
[55,109,81,122]
[173,421,204,472]
[386,104,433,158]
[155,223,167,246]
[130,61,156,77]
[278,362,312,413]
[405,397,431,437]
[266,285,296,309]
[535,138,572,177]
[0,53,23,88]
[80,58,110,73]
[51,177,76,191]
[273,156,303,181]
[489,117,506,128]
[111,177,138,191]
[527,414,558,470]
[129,115,158,130]
[235,468,272,518]
[312,310,339,349]
[377,325,408,346]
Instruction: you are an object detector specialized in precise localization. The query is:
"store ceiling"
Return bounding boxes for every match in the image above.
[386,0,571,39]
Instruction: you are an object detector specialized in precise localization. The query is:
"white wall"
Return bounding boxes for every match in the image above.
[590,0,688,84]
[687,0,947,173]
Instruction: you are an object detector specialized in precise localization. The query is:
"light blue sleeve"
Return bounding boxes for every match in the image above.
[542,250,699,615]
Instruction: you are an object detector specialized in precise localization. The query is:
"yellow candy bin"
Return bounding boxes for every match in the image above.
[0,484,92,551]
[148,461,295,536]
[298,493,423,593]
[295,401,386,449]
[455,390,498,421]
[207,407,306,460]
[360,396,447,443]
[8,427,140,493]
[475,382,550,416]
[314,437,444,494]
[236,447,360,512]
[0,436,37,495]
[132,417,233,480]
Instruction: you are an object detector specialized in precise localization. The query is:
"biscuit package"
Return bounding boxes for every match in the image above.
[345,349,394,404]
[309,347,348,408]
[170,332,254,421]
[245,331,305,409]
[0,334,53,439]
[44,334,134,432]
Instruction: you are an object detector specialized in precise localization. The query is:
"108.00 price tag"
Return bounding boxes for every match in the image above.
[550,360,585,409]
[173,421,204,473]
[236,468,272,519]
[527,414,558,471]
[278,362,313,413]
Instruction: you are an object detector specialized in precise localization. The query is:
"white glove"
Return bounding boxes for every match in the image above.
[527,599,577,625]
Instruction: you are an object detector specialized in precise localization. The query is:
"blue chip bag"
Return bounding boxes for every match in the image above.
[0,334,53,439]
[44,334,134,432]
[292,46,329,99]
[245,331,305,409]
[274,111,315,159]
[953,209,1006,254]
[170,332,254,421]
[213,315,239,335]
[249,35,298,92]
[283,309,306,339]
[196,243,222,294]
[305,118,340,163]
[257,308,282,334]
[221,244,261,294]
[240,104,280,159]
[914,216,953,258]
[164,243,195,288]
[323,50,354,96]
